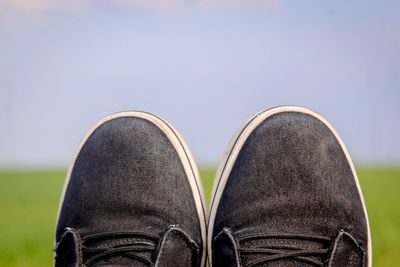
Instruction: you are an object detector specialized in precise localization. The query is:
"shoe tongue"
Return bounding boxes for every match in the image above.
[91,258,148,267]
[213,228,328,267]
[56,226,199,267]
[87,235,155,250]
[83,237,157,267]
[83,233,158,267]
[86,226,200,267]
[239,234,326,267]
[239,232,325,250]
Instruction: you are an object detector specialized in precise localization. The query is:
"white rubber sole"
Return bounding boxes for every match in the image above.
[207,106,372,267]
[55,111,208,267]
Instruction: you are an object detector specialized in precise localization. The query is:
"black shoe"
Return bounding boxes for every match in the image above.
[208,106,371,267]
[55,111,207,267]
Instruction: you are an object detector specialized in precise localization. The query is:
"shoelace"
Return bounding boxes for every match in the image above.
[82,231,160,266]
[237,233,332,267]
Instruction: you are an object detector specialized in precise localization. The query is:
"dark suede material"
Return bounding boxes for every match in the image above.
[55,116,203,266]
[212,111,369,266]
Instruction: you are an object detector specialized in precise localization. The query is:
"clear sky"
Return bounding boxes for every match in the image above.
[0,0,399,167]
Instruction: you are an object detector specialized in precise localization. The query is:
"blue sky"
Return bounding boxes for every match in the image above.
[0,0,399,167]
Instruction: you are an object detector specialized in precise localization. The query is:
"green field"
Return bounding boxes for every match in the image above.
[0,167,399,266]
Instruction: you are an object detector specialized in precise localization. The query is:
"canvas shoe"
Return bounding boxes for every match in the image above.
[208,106,371,267]
[55,111,207,267]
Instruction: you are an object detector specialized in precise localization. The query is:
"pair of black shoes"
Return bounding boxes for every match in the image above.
[55,106,371,267]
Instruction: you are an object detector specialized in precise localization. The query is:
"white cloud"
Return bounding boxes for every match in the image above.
[0,0,281,30]
[109,0,185,9]
[199,0,281,9]
[0,0,91,30]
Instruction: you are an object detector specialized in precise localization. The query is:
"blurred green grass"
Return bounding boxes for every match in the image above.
[0,167,399,266]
